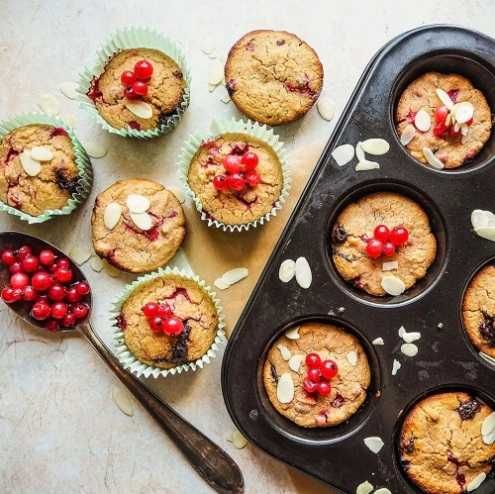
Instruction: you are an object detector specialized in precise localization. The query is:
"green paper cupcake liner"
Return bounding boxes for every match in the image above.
[111,266,226,379]
[77,26,191,139]
[178,118,291,232]
[0,113,93,224]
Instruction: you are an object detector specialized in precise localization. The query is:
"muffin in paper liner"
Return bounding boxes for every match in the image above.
[0,113,93,224]
[178,117,291,232]
[77,26,191,139]
[111,266,226,378]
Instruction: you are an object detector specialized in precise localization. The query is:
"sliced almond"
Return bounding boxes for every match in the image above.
[356,481,374,494]
[279,259,296,283]
[435,88,454,110]
[230,429,248,449]
[481,412,495,444]
[466,472,486,492]
[295,256,312,289]
[392,359,401,376]
[288,354,304,373]
[126,194,150,214]
[374,489,392,494]
[111,386,134,417]
[285,326,300,340]
[372,337,384,346]
[398,326,406,338]
[331,144,354,167]
[401,343,419,357]
[59,81,80,100]
[414,109,431,132]
[363,436,384,454]
[452,101,474,124]
[361,138,390,155]
[208,61,224,86]
[214,277,231,290]
[355,142,365,162]
[471,209,495,230]
[277,344,291,361]
[422,148,445,170]
[400,124,416,146]
[346,350,358,366]
[474,227,495,242]
[402,331,421,343]
[69,243,92,265]
[276,373,294,404]
[130,212,153,231]
[125,100,153,119]
[20,151,41,176]
[30,145,54,161]
[89,255,104,272]
[355,160,380,171]
[38,93,60,115]
[222,267,248,285]
[220,95,231,104]
[84,141,108,159]
[317,96,335,121]
[103,202,122,230]
[381,275,406,296]
[382,260,398,272]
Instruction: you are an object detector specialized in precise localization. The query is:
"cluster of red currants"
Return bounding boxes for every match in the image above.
[302,353,338,397]
[432,104,473,138]
[0,245,90,331]
[120,59,154,100]
[365,224,409,259]
[141,302,185,336]
[212,151,261,193]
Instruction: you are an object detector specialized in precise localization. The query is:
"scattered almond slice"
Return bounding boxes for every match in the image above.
[103,202,123,230]
[361,138,390,155]
[481,412,495,444]
[220,95,231,104]
[38,93,60,115]
[374,489,392,494]
[392,359,401,376]
[356,481,374,494]
[471,209,495,230]
[130,212,153,231]
[214,277,231,290]
[401,331,421,343]
[20,151,41,176]
[126,194,150,214]
[279,259,296,283]
[317,96,335,121]
[363,436,384,454]
[84,141,108,159]
[208,83,218,93]
[59,81,79,100]
[381,275,406,296]
[285,326,300,340]
[401,343,419,357]
[400,124,416,145]
[474,227,495,242]
[89,255,104,272]
[295,256,312,289]
[452,101,474,124]
[125,100,153,119]
[355,160,380,171]
[422,147,445,169]
[277,344,291,361]
[398,326,406,338]
[346,350,358,366]
[355,142,365,162]
[30,145,54,161]
[208,61,224,86]
[466,472,486,492]
[276,373,294,404]
[382,260,398,272]
[372,337,384,346]
[288,354,304,373]
[229,429,248,449]
[414,109,431,132]
[435,88,454,110]
[111,386,134,417]
[69,243,92,265]
[331,144,354,167]
[200,42,216,56]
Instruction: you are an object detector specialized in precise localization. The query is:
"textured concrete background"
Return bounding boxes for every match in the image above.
[0,1,494,493]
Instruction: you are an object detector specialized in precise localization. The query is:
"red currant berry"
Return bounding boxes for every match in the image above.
[54,268,73,284]
[17,245,32,260]
[149,316,164,333]
[1,249,16,266]
[134,60,153,80]
[124,86,138,100]
[317,381,331,397]
[23,285,38,302]
[132,81,148,97]
[213,175,228,191]
[320,360,338,380]
[382,242,396,257]
[305,353,321,369]
[449,125,461,138]
[162,316,184,336]
[307,368,322,382]
[120,70,136,87]
[142,302,159,318]
[226,173,246,192]
[57,259,70,270]
[433,123,447,138]
[9,262,22,274]
[373,224,390,242]
[51,302,68,320]
[22,255,39,273]
[75,281,90,296]
[39,249,56,266]
[48,284,66,302]
[434,106,449,125]
[31,301,51,320]
[390,226,409,247]
[10,272,29,289]
[366,238,383,259]
[223,155,242,174]
[245,171,260,187]
[73,303,90,320]
[62,312,77,328]
[65,287,81,303]
[303,378,318,394]
[32,271,54,291]
[2,287,18,303]
[241,151,259,171]
[45,319,59,332]
[157,304,172,318]
[466,117,474,126]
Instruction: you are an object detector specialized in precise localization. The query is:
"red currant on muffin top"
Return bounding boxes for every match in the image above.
[365,224,409,260]
[120,59,154,100]
[303,352,339,398]
[141,301,185,336]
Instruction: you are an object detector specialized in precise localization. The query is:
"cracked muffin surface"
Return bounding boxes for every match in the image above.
[263,322,371,428]
[187,132,283,225]
[463,264,495,358]
[331,192,437,297]
[225,30,323,125]
[88,48,185,131]
[119,274,218,368]
[400,392,495,494]
[395,72,492,169]
[91,178,185,273]
[0,124,79,216]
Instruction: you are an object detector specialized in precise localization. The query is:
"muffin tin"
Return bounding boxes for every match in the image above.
[221,25,495,493]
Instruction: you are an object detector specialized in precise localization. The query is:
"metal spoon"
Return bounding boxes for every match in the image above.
[0,231,244,494]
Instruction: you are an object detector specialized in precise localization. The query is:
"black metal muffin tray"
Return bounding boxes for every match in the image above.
[221,25,495,493]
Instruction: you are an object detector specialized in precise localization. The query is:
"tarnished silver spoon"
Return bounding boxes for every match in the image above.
[0,231,244,494]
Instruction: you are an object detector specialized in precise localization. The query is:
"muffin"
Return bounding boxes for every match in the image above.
[263,322,371,428]
[186,132,284,226]
[463,264,495,358]
[395,72,492,169]
[0,124,81,217]
[400,392,495,494]
[225,30,323,125]
[331,192,437,297]
[87,48,186,131]
[118,273,219,368]
[91,179,185,273]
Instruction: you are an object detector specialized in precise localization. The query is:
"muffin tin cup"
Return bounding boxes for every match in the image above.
[77,26,191,139]
[111,266,226,379]
[0,113,93,224]
[177,117,291,232]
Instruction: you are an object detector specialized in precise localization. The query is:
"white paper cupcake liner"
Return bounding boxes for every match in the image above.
[111,266,226,378]
[178,117,291,232]
[0,113,93,224]
[77,26,191,139]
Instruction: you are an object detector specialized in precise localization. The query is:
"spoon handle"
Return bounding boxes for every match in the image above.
[79,322,244,494]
